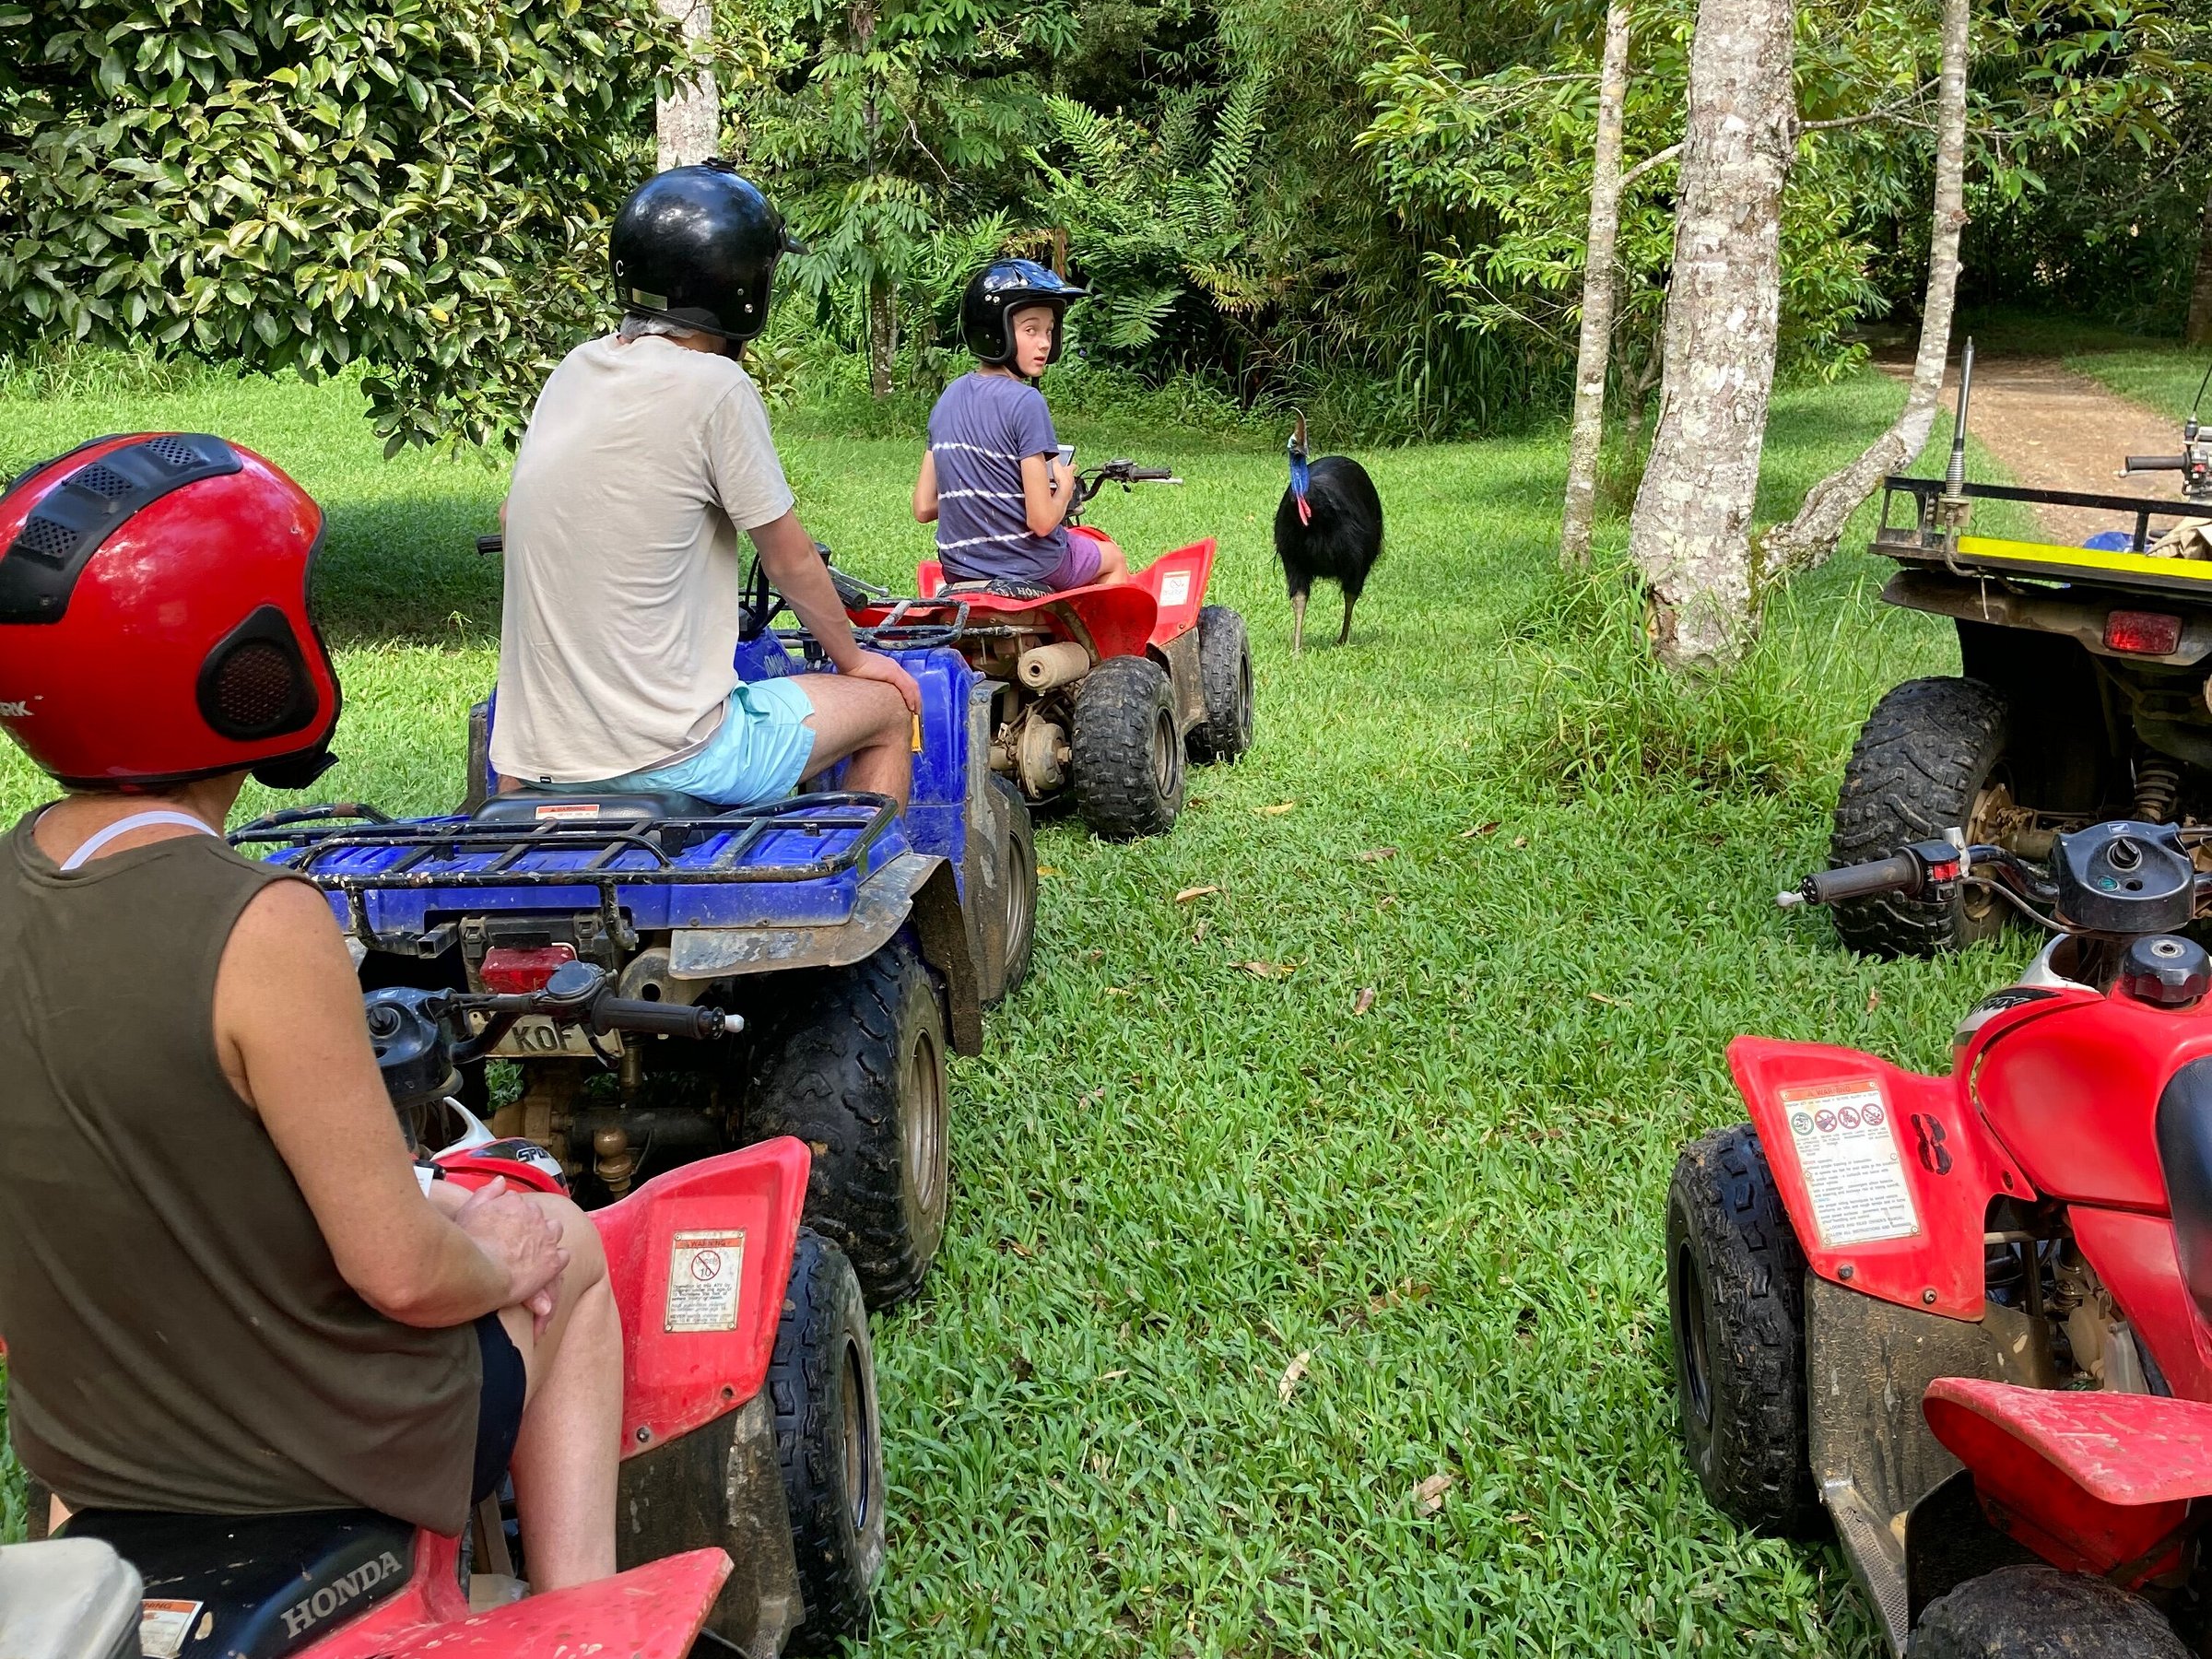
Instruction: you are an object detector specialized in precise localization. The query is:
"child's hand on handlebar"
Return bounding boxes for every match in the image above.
[843,649,923,715]
[455,1175,570,1335]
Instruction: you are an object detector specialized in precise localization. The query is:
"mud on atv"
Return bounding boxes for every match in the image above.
[232,559,1036,1310]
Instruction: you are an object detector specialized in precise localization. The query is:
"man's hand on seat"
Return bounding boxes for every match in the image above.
[844,649,922,715]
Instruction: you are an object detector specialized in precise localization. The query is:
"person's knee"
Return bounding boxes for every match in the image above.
[530,1194,607,1288]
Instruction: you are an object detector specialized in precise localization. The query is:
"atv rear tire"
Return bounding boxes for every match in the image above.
[1666,1124,1822,1536]
[987,773,1036,1004]
[771,1228,886,1653]
[741,940,949,1309]
[1071,655,1185,840]
[1831,677,2012,959]
[1912,1565,2188,1657]
[1188,605,1255,763]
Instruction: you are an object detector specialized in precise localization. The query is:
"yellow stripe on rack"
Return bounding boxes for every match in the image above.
[1905,534,2212,593]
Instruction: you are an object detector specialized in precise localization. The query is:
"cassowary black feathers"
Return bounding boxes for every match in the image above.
[1274,414,1382,651]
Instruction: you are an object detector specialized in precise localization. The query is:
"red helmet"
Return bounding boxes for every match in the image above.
[0,434,339,790]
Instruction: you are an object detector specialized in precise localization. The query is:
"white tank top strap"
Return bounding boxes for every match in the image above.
[56,811,218,873]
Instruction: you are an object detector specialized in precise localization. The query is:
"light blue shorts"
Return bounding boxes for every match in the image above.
[589,678,818,808]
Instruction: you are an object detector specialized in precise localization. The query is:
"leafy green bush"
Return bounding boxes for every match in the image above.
[1,0,683,450]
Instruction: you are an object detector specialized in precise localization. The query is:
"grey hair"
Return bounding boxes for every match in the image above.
[618,312,711,343]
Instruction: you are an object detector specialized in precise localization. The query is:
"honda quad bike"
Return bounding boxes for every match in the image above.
[8,964,882,1659]
[229,541,1036,1310]
[1832,342,2212,959]
[1670,818,2212,1654]
[849,456,1254,841]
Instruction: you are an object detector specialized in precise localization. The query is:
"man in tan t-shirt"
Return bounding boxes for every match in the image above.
[493,162,919,808]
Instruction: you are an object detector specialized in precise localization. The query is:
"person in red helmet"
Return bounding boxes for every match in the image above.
[0,435,619,1585]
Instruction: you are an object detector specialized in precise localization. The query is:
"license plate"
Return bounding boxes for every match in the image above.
[490,1015,601,1059]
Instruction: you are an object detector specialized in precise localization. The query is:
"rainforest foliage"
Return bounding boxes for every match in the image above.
[2,0,2206,444]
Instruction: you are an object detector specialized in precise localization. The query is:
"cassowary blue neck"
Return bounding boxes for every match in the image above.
[1288,453,1311,499]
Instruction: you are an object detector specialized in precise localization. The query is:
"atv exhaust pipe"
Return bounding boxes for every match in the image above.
[1018,641,1091,691]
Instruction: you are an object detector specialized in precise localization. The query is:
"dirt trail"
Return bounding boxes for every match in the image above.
[1874,355,2186,547]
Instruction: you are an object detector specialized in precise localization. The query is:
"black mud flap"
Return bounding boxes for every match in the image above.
[617,1393,804,1657]
[910,859,982,1055]
[1807,1275,2002,1655]
[1905,1468,2041,1628]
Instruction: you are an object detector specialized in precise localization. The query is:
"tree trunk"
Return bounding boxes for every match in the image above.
[654,0,719,171]
[1559,0,1634,570]
[867,277,896,398]
[1759,0,1970,576]
[2188,179,2212,348]
[1624,0,1796,671]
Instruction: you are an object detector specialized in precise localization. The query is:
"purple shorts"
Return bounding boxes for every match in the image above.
[1045,528,1109,591]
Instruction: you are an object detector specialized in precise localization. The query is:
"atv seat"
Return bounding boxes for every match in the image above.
[471,790,719,825]
[2159,1055,2212,1324]
[59,1508,416,1659]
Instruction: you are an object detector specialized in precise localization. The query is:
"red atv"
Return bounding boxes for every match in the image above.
[14,965,880,1659]
[1668,820,2212,1655]
[851,457,1254,840]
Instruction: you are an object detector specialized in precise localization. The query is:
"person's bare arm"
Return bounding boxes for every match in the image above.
[1018,453,1072,537]
[912,451,938,524]
[750,510,921,712]
[214,881,567,1327]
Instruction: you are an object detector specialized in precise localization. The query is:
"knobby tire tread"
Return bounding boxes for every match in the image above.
[769,1229,885,1652]
[1830,677,2009,959]
[1188,605,1254,763]
[741,942,947,1309]
[1911,1564,2189,1657]
[1666,1124,1822,1537]
[1071,655,1183,840]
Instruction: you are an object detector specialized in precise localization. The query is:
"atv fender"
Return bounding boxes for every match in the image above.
[1729,1037,2028,1319]
[1923,1378,2212,1584]
[1133,539,1214,647]
[666,853,981,1055]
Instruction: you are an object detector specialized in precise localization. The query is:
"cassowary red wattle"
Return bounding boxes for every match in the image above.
[1274,414,1383,652]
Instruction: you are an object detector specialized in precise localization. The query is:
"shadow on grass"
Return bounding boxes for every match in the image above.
[314,488,504,647]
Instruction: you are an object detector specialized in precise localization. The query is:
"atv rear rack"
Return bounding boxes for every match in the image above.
[235,794,898,953]
[1874,476,2186,558]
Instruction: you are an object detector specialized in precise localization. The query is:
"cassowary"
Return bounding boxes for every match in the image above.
[1274,413,1383,652]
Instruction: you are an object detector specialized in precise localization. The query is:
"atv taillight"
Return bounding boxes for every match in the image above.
[481,944,576,994]
[2106,609,2184,655]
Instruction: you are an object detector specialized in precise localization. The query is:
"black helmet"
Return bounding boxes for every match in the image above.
[609,160,802,344]
[960,259,1088,368]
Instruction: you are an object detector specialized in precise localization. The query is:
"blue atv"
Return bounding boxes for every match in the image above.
[232,543,1036,1309]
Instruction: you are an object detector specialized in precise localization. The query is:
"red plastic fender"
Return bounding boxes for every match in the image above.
[589,1138,810,1456]
[1729,1037,2028,1319]
[304,1531,728,1659]
[1923,1378,2211,1583]
[2069,1206,2212,1398]
[1133,539,1214,646]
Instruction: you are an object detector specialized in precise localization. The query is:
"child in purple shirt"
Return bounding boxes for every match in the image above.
[912,260,1129,591]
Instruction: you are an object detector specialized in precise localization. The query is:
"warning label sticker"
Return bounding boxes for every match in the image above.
[1782,1080,1921,1247]
[140,1600,204,1659]
[1159,571,1192,607]
[665,1229,746,1332]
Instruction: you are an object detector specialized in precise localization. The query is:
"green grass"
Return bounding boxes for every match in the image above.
[1,364,2039,1653]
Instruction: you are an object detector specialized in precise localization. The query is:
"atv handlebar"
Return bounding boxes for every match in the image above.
[441,961,737,1065]
[2126,455,2190,474]
[1795,850,1929,905]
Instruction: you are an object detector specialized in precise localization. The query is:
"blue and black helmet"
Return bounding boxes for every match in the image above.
[959,259,1088,369]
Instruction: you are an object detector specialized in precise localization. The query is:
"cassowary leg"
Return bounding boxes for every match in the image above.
[1290,590,1307,655]
[1339,590,1356,647]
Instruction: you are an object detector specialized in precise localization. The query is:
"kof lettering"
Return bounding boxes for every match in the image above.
[278,1551,407,1638]
[0,702,29,719]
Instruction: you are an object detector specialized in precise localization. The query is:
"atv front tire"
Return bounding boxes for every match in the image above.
[741,940,949,1309]
[986,772,1037,1004]
[771,1228,887,1653]
[1665,1124,1822,1536]
[1912,1565,2188,1657]
[1831,677,2012,959]
[1188,605,1255,763]
[1071,655,1185,840]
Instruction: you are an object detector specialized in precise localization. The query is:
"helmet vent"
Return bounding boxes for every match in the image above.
[14,516,76,565]
[146,436,206,470]
[71,464,137,500]
[209,641,300,733]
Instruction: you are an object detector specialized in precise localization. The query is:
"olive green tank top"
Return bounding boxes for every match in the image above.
[0,811,478,1533]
